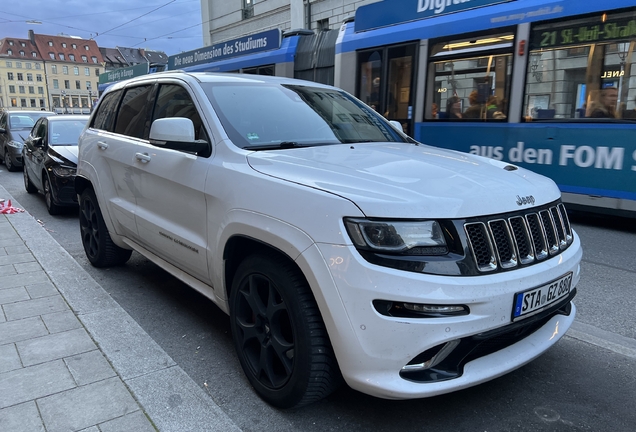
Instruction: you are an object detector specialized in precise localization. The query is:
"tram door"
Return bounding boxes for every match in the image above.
[358,43,417,135]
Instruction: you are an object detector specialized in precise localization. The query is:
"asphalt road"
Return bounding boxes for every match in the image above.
[1,165,635,432]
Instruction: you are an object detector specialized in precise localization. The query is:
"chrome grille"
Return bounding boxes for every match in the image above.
[465,203,573,272]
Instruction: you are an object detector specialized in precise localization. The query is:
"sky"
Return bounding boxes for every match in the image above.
[0,0,205,57]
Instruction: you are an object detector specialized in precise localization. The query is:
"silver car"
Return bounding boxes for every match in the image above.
[0,109,56,171]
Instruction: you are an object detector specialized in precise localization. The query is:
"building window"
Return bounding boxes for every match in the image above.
[17,73,23,80]
[74,66,79,75]
[75,80,81,89]
[63,66,69,75]
[9,85,16,93]
[62,43,67,48]
[40,99,45,108]
[21,98,27,107]
[49,53,55,59]
[25,63,32,69]
[35,63,41,70]
[317,18,330,32]
[84,67,90,76]
[8,41,14,46]
[7,72,14,80]
[59,53,65,60]
[15,62,22,68]
[84,45,89,50]
[91,56,98,63]
[72,44,77,49]
[19,50,25,56]
[242,0,254,19]
[20,41,26,47]
[82,55,87,62]
[7,49,12,55]
[94,68,99,76]
[30,99,36,107]
[36,74,42,82]
[11,98,17,107]
[64,80,70,89]
[48,41,53,46]
[86,81,92,90]
[6,61,12,67]
[26,73,33,81]
[19,86,25,94]
[38,87,44,94]
[32,52,37,57]
[69,54,76,61]
[53,79,59,89]
[52,65,58,74]
[28,86,35,94]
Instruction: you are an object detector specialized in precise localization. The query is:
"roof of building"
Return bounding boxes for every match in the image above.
[99,47,128,67]
[0,37,45,61]
[31,32,103,65]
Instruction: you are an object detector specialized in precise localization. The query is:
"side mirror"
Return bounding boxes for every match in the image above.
[389,120,404,133]
[32,136,44,147]
[149,117,208,154]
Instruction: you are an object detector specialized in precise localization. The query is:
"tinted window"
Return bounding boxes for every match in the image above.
[92,90,122,131]
[49,120,86,146]
[114,85,153,139]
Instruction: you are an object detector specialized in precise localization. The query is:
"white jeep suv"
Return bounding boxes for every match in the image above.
[75,71,582,408]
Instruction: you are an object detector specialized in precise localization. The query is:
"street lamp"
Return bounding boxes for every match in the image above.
[88,89,94,112]
[616,42,630,109]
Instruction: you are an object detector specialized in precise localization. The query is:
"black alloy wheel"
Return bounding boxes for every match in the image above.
[43,175,62,215]
[230,254,341,409]
[79,188,132,267]
[23,167,37,193]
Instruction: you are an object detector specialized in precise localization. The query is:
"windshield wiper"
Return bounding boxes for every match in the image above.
[246,141,304,151]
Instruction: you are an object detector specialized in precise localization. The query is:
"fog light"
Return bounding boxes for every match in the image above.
[403,303,466,314]
[402,340,460,371]
[373,300,469,318]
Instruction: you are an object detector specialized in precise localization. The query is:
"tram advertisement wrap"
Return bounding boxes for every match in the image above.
[414,123,636,200]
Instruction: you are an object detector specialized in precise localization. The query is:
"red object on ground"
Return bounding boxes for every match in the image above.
[0,199,25,214]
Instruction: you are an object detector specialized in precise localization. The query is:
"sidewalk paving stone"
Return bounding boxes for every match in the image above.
[15,261,44,274]
[0,401,45,432]
[0,264,17,276]
[37,377,143,432]
[0,252,35,267]
[0,270,49,290]
[41,310,83,334]
[16,327,96,367]
[99,410,156,432]
[0,344,21,374]
[0,316,48,345]
[0,286,29,304]
[3,294,69,321]
[0,360,76,409]
[64,349,117,386]
[26,281,59,299]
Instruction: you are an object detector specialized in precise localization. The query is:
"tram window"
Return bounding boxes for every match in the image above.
[427,32,514,121]
[524,10,636,121]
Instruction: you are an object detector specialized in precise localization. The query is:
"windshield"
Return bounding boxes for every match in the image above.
[49,120,86,146]
[9,113,42,129]
[201,82,407,149]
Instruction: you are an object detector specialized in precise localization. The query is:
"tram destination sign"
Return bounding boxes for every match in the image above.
[530,17,636,49]
[168,29,281,70]
[355,0,513,32]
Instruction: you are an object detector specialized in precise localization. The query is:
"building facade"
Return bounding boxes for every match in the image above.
[0,37,49,111]
[200,0,378,46]
[31,31,104,114]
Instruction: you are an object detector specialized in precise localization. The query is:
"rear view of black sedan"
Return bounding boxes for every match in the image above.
[22,115,89,215]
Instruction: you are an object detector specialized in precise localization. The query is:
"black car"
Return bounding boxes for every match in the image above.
[22,115,89,215]
[0,109,56,171]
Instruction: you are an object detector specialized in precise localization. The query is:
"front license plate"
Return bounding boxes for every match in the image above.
[512,272,573,321]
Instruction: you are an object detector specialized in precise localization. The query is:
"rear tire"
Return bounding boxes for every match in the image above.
[230,254,341,409]
[79,187,132,267]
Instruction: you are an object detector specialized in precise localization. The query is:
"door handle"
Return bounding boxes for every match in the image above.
[135,152,151,163]
[97,141,108,150]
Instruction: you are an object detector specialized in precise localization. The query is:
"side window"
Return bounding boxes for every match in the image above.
[114,85,153,139]
[33,119,46,141]
[0,113,6,129]
[151,84,211,155]
[426,31,514,121]
[92,90,122,132]
[524,10,636,120]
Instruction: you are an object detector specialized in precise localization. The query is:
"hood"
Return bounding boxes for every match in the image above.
[49,146,78,166]
[246,142,561,219]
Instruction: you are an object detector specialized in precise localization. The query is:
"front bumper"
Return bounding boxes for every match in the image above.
[302,231,582,399]
[49,174,79,206]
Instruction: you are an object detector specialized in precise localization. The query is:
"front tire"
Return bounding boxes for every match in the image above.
[4,150,19,172]
[79,188,132,267]
[24,167,37,193]
[230,254,341,409]
[43,175,62,215]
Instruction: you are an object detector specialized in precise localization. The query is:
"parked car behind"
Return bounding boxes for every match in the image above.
[75,72,582,409]
[23,115,89,214]
[0,109,56,171]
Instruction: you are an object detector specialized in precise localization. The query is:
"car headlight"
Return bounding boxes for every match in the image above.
[51,166,76,177]
[344,218,448,255]
[7,140,23,149]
